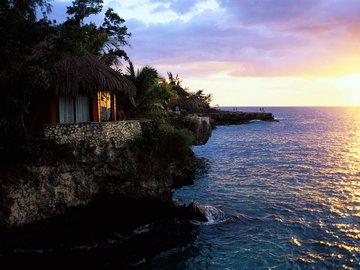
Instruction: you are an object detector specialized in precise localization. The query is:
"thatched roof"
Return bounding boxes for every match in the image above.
[187,96,205,109]
[170,95,206,111]
[49,54,136,97]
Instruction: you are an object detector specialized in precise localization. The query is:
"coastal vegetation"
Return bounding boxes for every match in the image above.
[0,0,214,163]
[0,0,209,235]
[0,0,133,160]
[167,72,213,111]
[123,61,174,117]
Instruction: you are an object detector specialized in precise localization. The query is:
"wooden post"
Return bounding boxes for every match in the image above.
[98,92,102,122]
[91,94,100,122]
[50,96,59,123]
[112,93,117,121]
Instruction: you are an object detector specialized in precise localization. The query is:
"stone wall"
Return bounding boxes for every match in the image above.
[44,120,152,150]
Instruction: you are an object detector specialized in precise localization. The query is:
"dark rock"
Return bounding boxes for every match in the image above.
[0,196,206,250]
[170,115,212,145]
[0,124,200,233]
[201,111,276,125]
[172,202,208,222]
[0,196,205,268]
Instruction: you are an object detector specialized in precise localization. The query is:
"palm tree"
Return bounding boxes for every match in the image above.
[125,61,174,116]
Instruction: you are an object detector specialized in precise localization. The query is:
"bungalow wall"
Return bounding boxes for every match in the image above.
[25,91,118,136]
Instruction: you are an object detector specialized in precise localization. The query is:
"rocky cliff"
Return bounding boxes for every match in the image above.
[170,115,212,145]
[0,120,209,249]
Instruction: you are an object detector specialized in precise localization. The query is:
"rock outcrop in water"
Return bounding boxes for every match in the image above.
[0,120,209,248]
[201,111,276,126]
[170,115,212,145]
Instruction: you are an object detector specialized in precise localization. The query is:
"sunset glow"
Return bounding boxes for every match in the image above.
[50,0,360,106]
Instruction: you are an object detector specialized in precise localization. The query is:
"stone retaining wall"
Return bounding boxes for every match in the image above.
[44,120,151,149]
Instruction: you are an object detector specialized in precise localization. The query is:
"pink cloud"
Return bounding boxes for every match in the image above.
[132,0,358,77]
[49,0,360,77]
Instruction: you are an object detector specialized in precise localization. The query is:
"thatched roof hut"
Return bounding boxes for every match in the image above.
[170,95,206,112]
[49,53,136,98]
[187,96,206,110]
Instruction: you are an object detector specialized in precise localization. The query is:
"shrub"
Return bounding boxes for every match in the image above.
[158,123,194,159]
[0,137,74,164]
[126,121,194,164]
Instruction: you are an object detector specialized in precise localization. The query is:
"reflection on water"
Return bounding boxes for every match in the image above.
[167,107,360,270]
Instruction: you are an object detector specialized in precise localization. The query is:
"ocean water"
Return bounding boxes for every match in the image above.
[144,107,360,269]
[3,107,359,269]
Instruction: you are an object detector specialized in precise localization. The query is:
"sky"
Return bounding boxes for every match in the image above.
[50,0,360,106]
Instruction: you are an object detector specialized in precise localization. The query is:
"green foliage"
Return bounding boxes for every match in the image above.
[57,21,104,56]
[158,124,194,159]
[58,1,130,60]
[66,0,103,24]
[99,8,131,64]
[22,137,74,160]
[126,63,159,99]
[128,122,194,164]
[141,80,174,110]
[125,62,175,117]
[0,4,53,77]
[2,0,52,21]
[167,72,189,99]
[191,90,213,108]
[0,137,74,164]
[166,72,214,111]
[62,2,131,62]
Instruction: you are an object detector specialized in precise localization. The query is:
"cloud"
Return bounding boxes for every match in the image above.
[152,0,200,14]
[137,0,360,77]
[48,0,360,78]
[217,0,321,26]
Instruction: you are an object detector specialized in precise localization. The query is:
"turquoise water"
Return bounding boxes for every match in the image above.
[149,107,360,269]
